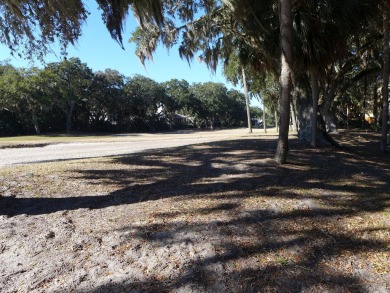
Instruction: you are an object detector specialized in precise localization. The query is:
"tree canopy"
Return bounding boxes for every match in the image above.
[0,59,248,136]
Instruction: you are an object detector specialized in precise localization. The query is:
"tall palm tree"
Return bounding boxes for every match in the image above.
[275,0,293,163]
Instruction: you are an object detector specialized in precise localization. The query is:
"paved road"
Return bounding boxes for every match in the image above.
[0,137,222,168]
[0,129,280,168]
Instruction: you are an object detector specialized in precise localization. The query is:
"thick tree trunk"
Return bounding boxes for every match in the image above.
[310,72,319,147]
[31,110,41,135]
[275,0,293,164]
[381,2,390,152]
[66,100,75,134]
[320,80,338,133]
[242,68,252,133]
[296,84,313,142]
[263,106,267,133]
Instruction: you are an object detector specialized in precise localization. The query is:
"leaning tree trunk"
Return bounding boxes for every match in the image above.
[381,1,390,152]
[310,72,319,147]
[242,68,252,133]
[66,100,75,134]
[275,0,293,164]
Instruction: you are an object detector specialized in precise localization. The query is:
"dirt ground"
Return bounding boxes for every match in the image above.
[0,130,389,292]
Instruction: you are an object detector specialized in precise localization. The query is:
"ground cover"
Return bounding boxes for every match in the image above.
[0,131,389,292]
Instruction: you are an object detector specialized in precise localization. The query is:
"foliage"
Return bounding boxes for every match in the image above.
[0,58,250,136]
[0,0,87,60]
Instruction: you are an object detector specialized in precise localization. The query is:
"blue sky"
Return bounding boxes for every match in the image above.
[0,1,231,86]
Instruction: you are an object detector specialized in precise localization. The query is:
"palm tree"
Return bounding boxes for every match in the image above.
[242,68,253,133]
[275,0,293,163]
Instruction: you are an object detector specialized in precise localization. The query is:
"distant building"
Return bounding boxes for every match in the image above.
[173,113,193,126]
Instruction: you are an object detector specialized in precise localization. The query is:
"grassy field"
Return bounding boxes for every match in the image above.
[0,130,389,292]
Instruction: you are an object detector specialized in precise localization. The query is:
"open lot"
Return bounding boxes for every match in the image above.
[0,130,389,292]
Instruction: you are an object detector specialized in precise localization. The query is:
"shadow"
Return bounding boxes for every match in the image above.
[1,134,389,292]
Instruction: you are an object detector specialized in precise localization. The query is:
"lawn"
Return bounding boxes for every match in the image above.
[0,131,389,292]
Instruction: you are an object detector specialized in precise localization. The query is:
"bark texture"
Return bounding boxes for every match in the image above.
[275,0,293,164]
[291,102,297,133]
[381,2,390,152]
[242,68,252,133]
[310,72,319,147]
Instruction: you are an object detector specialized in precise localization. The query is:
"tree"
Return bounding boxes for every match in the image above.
[0,0,87,60]
[0,65,57,134]
[2,0,387,157]
[15,67,57,134]
[223,52,253,132]
[225,89,247,127]
[88,69,125,131]
[381,1,390,152]
[162,79,194,129]
[0,0,160,60]
[47,58,93,133]
[275,0,293,163]
[191,82,223,129]
[124,75,165,131]
[241,68,252,132]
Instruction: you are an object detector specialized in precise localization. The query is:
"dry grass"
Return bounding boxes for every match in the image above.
[0,131,389,292]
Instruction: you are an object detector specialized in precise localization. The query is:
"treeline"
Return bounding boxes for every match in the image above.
[0,58,252,136]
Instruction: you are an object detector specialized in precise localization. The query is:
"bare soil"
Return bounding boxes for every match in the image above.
[0,130,389,292]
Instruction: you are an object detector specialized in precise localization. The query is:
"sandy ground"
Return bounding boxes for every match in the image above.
[0,130,389,292]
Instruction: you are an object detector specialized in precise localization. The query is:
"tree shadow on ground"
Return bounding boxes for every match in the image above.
[1,136,389,292]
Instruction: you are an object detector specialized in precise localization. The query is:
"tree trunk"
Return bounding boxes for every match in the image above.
[31,110,41,135]
[66,100,75,134]
[170,113,174,130]
[263,105,267,133]
[275,0,293,164]
[275,111,279,132]
[242,68,252,133]
[310,72,319,147]
[362,75,367,128]
[291,101,297,133]
[296,83,313,142]
[381,1,390,152]
[320,80,338,133]
[373,83,379,125]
